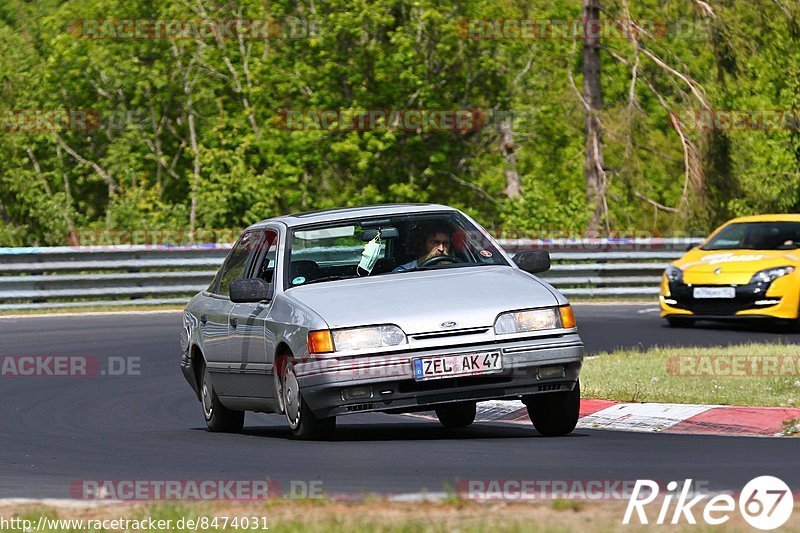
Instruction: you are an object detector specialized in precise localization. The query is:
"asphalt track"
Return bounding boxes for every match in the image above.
[0,304,798,499]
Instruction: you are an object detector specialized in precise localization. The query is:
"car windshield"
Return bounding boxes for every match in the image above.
[285,211,509,287]
[701,221,800,251]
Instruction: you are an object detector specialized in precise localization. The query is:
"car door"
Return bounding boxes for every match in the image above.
[227,227,281,400]
[202,230,263,396]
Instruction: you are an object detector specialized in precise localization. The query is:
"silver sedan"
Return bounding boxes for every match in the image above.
[180,204,583,439]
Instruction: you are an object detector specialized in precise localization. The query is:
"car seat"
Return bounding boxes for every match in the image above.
[289,260,321,285]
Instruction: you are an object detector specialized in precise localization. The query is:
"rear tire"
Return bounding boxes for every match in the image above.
[667,316,694,328]
[282,360,336,440]
[201,365,245,433]
[525,381,580,437]
[435,402,476,428]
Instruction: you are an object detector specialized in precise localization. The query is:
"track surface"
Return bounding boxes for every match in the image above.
[1,305,798,498]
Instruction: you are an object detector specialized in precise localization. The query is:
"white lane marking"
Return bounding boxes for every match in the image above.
[577,403,712,433]
[637,307,661,314]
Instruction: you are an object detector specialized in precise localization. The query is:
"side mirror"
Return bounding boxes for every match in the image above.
[513,250,551,274]
[230,278,273,303]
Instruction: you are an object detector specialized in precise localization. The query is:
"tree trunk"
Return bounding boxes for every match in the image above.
[500,118,520,198]
[188,108,200,233]
[583,0,605,234]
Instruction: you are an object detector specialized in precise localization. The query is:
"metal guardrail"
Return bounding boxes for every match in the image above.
[0,239,703,310]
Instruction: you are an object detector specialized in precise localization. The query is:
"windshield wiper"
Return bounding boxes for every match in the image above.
[302,275,353,286]
[416,263,477,271]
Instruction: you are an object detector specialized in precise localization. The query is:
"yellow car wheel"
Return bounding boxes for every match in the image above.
[666,316,694,328]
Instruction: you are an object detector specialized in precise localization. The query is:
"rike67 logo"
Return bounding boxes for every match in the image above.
[624,476,794,530]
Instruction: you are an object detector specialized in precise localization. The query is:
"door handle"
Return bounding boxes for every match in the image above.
[200,314,208,325]
[229,317,238,329]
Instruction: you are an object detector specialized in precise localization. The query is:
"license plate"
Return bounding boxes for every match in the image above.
[413,352,502,381]
[693,287,736,299]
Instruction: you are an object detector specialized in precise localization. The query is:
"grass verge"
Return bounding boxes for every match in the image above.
[2,500,796,532]
[582,342,800,407]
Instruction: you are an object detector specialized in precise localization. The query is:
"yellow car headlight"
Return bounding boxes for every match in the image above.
[749,266,795,284]
[665,265,683,283]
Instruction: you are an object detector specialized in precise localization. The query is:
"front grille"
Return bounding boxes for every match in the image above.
[345,403,374,412]
[538,384,564,392]
[398,374,512,393]
[684,300,755,315]
[668,282,776,316]
[411,327,490,340]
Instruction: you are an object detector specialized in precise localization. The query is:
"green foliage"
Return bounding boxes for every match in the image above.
[0,0,798,245]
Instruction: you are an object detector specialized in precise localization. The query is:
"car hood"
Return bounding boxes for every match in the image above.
[283,265,559,334]
[676,248,800,273]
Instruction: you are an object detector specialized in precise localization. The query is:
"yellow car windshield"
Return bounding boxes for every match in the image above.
[702,222,800,251]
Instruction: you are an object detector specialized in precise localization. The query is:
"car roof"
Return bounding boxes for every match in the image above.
[246,203,459,230]
[724,214,800,224]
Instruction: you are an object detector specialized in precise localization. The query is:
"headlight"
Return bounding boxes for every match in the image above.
[494,307,567,334]
[749,266,795,284]
[330,325,407,352]
[665,265,683,283]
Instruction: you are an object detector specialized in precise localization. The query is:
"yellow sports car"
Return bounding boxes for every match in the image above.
[660,214,800,327]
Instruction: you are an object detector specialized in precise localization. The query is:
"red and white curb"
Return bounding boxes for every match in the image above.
[414,400,800,437]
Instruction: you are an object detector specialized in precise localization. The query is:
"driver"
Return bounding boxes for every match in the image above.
[745,226,770,249]
[394,225,453,272]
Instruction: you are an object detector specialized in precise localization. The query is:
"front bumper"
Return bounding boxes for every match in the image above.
[660,278,799,320]
[295,333,583,418]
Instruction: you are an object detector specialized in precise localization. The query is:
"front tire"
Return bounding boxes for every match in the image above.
[282,360,336,440]
[525,381,580,437]
[435,402,476,428]
[201,365,244,433]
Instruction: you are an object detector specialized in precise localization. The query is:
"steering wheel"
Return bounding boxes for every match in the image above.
[418,255,464,268]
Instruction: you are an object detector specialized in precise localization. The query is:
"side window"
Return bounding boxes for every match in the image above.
[253,230,280,283]
[211,231,262,297]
